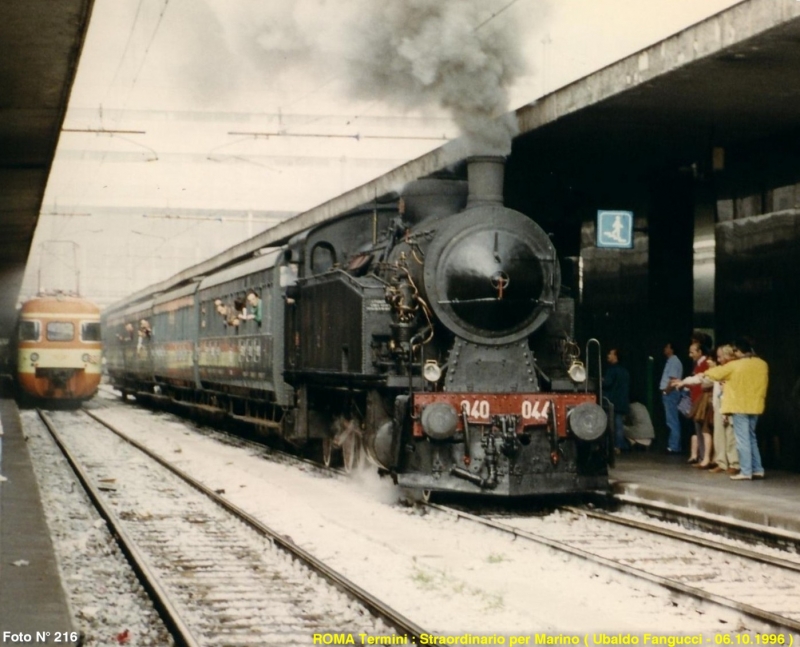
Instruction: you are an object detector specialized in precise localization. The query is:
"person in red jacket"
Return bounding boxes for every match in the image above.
[674,337,768,480]
[684,341,711,465]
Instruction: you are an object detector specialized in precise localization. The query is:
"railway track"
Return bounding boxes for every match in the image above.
[90,389,346,478]
[427,501,800,634]
[81,394,800,634]
[39,408,427,647]
[612,493,800,554]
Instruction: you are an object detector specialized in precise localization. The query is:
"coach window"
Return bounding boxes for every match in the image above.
[47,321,75,341]
[81,322,102,342]
[19,320,40,341]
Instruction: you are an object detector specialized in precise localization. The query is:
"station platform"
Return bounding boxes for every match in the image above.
[610,450,800,540]
[0,395,75,642]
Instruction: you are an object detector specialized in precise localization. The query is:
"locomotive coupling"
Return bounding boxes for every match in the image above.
[450,425,500,490]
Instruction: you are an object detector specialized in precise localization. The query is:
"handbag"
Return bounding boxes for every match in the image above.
[677,392,693,418]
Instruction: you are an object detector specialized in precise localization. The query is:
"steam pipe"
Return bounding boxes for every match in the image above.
[408,328,431,393]
[460,403,472,464]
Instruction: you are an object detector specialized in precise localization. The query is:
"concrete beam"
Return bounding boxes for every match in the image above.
[517,0,800,133]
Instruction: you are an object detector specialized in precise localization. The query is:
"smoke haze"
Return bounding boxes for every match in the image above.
[339,0,526,155]
[203,0,530,154]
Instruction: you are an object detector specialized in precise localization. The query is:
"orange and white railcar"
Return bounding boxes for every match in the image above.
[16,294,102,402]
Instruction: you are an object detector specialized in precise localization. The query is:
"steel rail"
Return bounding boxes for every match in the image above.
[91,390,348,477]
[613,492,800,551]
[426,501,800,633]
[562,504,800,574]
[37,409,203,647]
[82,407,427,641]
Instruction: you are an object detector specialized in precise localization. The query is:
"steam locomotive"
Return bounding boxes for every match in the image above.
[14,293,103,404]
[103,156,611,497]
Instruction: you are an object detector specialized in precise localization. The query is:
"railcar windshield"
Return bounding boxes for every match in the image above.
[19,320,40,341]
[81,322,101,342]
[47,321,75,341]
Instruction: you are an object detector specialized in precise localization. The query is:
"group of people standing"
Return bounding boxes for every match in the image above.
[605,332,770,481]
[661,334,769,481]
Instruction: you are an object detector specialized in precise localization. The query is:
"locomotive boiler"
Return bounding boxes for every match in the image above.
[103,156,611,498]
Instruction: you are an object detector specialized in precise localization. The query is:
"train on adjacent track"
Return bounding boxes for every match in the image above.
[103,156,612,497]
[14,293,103,404]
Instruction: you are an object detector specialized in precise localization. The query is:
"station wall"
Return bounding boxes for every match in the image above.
[506,144,800,470]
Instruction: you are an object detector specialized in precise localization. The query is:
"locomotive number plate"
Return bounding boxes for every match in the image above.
[412,392,598,438]
[457,397,550,423]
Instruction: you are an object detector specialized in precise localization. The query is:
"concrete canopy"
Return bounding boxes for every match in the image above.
[512,0,800,190]
[0,1,95,345]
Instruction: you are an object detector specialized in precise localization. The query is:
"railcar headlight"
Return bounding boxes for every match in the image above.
[568,402,607,441]
[567,360,586,383]
[82,353,91,362]
[30,352,39,362]
[423,360,442,383]
[420,402,458,440]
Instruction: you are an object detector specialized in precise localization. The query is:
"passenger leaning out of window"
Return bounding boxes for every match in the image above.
[241,290,262,325]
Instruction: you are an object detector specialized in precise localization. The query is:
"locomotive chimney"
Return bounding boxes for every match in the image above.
[466,155,505,208]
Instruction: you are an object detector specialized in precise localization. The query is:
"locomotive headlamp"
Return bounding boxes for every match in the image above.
[82,353,91,362]
[423,360,442,383]
[30,352,39,362]
[567,360,587,383]
[568,402,608,441]
[420,402,459,440]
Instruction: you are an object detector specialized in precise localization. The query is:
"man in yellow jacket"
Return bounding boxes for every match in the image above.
[673,337,767,481]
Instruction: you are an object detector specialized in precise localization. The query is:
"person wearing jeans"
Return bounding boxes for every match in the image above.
[731,413,764,479]
[659,342,684,453]
[673,337,767,480]
[662,391,682,453]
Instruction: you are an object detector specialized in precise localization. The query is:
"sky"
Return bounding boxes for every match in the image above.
[22,0,742,306]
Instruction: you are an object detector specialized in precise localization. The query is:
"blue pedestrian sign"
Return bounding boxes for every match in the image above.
[596,210,634,249]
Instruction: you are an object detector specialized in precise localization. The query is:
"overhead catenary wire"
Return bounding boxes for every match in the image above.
[50,0,170,240]
[473,0,524,31]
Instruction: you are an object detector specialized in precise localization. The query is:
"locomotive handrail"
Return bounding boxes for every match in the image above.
[585,337,603,403]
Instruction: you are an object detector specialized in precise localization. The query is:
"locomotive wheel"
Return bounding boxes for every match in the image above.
[322,437,342,468]
[341,432,362,473]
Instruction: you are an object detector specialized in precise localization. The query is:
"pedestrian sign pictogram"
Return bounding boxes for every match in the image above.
[596,210,633,249]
